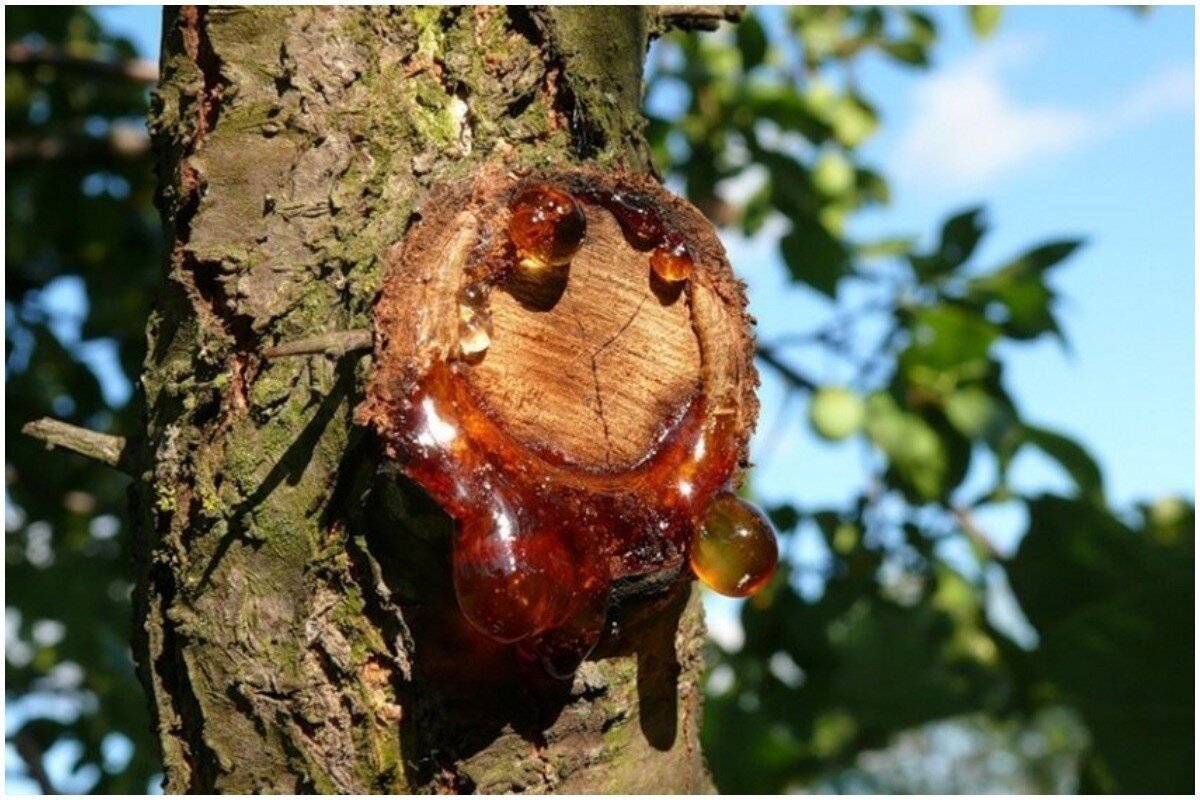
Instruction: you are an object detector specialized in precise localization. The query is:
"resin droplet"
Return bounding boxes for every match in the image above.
[508,185,587,269]
[691,492,778,597]
[603,190,664,250]
[526,593,609,679]
[454,504,575,643]
[650,233,694,284]
[457,301,492,358]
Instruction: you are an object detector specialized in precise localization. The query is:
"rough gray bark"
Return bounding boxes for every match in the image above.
[136,6,725,793]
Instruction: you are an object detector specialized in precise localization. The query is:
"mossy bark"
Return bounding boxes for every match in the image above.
[137,6,715,793]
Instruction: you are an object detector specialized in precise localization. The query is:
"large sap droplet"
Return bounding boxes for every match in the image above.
[453,499,574,643]
[507,184,587,269]
[526,593,609,679]
[690,492,778,597]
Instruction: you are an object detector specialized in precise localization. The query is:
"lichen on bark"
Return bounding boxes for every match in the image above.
[137,6,727,792]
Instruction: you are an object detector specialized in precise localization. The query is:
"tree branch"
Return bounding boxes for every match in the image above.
[655,5,745,32]
[6,41,158,85]
[14,730,58,795]
[262,330,372,359]
[952,504,1002,561]
[22,418,132,473]
[755,345,818,392]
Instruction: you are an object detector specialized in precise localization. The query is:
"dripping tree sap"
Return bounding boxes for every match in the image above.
[358,168,776,677]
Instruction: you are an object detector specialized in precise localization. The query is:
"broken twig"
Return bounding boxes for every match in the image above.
[263,330,373,359]
[22,418,132,473]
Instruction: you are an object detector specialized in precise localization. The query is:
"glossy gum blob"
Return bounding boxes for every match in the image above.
[650,233,695,284]
[457,284,492,358]
[593,190,664,250]
[507,185,587,269]
[585,188,697,286]
[394,362,741,675]
[453,505,574,643]
[690,492,779,597]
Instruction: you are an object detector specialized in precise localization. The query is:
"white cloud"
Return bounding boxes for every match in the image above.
[892,36,1194,188]
[1109,63,1194,127]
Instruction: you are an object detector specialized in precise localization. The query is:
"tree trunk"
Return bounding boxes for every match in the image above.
[137,6,730,792]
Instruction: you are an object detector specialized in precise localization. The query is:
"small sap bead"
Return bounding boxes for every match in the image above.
[690,492,778,597]
[650,233,694,283]
[457,303,492,358]
[605,191,664,249]
[508,184,587,269]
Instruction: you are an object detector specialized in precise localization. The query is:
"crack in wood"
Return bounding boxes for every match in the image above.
[586,297,649,467]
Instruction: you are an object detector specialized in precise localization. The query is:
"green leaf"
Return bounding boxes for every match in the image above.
[969,6,1003,38]
[865,392,967,502]
[853,166,891,206]
[966,239,1081,341]
[1007,496,1193,792]
[781,219,850,298]
[882,39,929,68]
[938,207,988,268]
[750,85,833,142]
[768,504,802,533]
[899,305,999,388]
[984,239,1084,283]
[904,10,937,46]
[1022,425,1105,505]
[910,207,987,278]
[737,14,768,71]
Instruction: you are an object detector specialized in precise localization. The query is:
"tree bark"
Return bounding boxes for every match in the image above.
[137,6,728,792]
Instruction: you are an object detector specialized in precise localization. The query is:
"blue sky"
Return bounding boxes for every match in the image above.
[7,5,1195,794]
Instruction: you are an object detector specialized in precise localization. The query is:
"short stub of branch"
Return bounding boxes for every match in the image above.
[654,5,745,33]
[262,329,372,359]
[22,418,132,473]
[356,165,761,676]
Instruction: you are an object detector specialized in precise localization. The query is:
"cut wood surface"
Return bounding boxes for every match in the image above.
[365,167,759,475]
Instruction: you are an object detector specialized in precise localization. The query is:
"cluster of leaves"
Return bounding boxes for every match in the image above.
[646,6,1192,794]
[5,7,161,793]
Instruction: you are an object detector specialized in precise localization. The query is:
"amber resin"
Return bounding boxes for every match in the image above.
[368,176,765,678]
[584,187,700,287]
[394,361,742,675]
[650,233,695,284]
[507,185,587,269]
[593,189,664,249]
[690,492,779,597]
